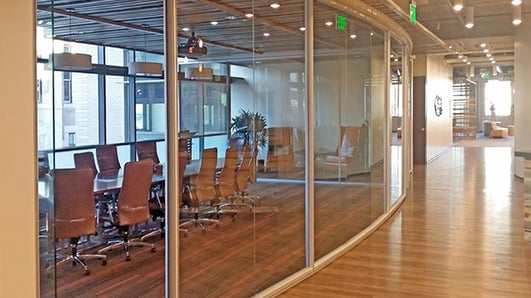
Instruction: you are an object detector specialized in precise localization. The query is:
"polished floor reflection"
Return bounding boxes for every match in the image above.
[279,146,531,297]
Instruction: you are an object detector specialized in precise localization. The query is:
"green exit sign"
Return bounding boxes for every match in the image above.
[410,1,417,24]
[336,15,347,31]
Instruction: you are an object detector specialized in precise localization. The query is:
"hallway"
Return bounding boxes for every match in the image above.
[279,146,531,297]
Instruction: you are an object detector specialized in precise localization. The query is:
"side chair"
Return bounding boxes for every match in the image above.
[97,159,156,261]
[215,147,240,219]
[96,144,121,173]
[54,168,107,275]
[181,148,220,232]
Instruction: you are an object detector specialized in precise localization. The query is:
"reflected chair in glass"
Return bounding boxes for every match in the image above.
[181,148,220,232]
[323,125,368,177]
[232,145,259,209]
[54,168,107,275]
[96,144,121,173]
[97,159,156,261]
[214,147,240,219]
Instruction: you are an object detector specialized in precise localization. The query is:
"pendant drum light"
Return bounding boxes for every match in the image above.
[128,25,163,76]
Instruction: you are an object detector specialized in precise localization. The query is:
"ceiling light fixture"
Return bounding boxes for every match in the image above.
[325,21,333,26]
[270,3,280,9]
[182,27,190,32]
[480,43,487,48]
[465,7,474,28]
[245,13,254,18]
[350,34,357,39]
[210,21,218,25]
[453,0,464,11]
[128,24,163,76]
[512,0,522,6]
[513,4,522,25]
[50,8,92,71]
[299,27,306,31]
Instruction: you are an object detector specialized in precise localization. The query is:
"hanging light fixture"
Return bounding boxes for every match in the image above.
[465,7,474,28]
[453,0,464,11]
[513,4,522,25]
[49,8,92,71]
[128,24,163,76]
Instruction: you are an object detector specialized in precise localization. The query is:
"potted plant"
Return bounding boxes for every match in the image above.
[230,109,268,150]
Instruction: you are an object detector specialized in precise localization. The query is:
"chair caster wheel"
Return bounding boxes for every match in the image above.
[102,260,107,266]
[151,247,156,253]
[201,229,206,233]
[84,270,91,276]
[125,256,131,262]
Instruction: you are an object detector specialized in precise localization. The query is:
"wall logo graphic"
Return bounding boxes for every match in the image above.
[434,95,443,116]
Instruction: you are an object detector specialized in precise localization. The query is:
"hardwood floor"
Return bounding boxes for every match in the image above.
[41,146,531,297]
[279,147,531,297]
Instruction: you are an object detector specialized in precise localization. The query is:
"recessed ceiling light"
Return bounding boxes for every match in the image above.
[486,53,492,57]
[479,43,487,48]
[458,53,464,59]
[325,21,333,26]
[182,27,190,32]
[350,34,357,39]
[483,49,489,53]
[370,32,374,36]
[491,60,496,64]
[270,3,280,9]
[263,32,270,37]
[245,13,254,18]
[512,0,522,6]
[489,57,494,61]
[466,61,471,65]
[210,21,218,25]
[299,27,306,31]
[225,16,238,20]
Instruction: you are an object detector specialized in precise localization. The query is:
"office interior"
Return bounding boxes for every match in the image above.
[2,0,531,297]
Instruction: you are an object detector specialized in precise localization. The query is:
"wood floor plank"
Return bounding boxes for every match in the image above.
[279,147,531,297]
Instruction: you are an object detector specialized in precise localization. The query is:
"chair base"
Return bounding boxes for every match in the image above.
[97,235,156,261]
[179,208,220,233]
[56,242,107,276]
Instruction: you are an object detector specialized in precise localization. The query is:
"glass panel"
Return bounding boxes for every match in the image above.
[178,0,306,296]
[135,77,166,141]
[105,75,127,143]
[105,46,126,67]
[37,10,55,295]
[390,37,404,206]
[313,3,386,259]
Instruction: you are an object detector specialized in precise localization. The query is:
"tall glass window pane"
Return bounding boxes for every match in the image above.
[105,75,127,143]
[135,77,166,140]
[313,4,386,259]
[390,37,404,206]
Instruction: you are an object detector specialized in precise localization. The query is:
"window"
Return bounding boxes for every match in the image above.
[485,80,512,116]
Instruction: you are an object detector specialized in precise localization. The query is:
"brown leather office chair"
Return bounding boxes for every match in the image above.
[233,145,258,208]
[54,168,107,275]
[74,151,98,177]
[215,147,240,218]
[182,148,220,232]
[96,145,121,173]
[136,140,160,164]
[97,159,156,261]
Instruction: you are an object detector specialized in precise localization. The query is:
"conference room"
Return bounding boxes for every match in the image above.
[36,0,410,296]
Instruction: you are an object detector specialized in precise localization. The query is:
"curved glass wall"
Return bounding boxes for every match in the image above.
[313,2,386,259]
[36,0,411,297]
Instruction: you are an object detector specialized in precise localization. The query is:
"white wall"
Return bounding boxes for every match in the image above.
[514,21,531,178]
[425,55,453,162]
[0,1,39,297]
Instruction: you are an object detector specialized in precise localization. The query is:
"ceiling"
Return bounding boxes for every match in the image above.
[37,0,528,67]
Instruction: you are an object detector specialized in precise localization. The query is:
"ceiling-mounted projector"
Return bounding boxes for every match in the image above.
[178,32,207,55]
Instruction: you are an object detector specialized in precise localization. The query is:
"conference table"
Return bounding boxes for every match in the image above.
[93,158,225,195]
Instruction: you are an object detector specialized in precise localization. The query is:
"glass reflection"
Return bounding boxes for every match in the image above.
[390,38,404,205]
[313,3,385,259]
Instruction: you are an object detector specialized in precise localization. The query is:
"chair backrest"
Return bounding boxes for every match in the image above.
[54,168,96,239]
[96,145,121,173]
[117,159,153,226]
[338,126,361,158]
[192,148,218,203]
[136,141,160,164]
[217,147,239,198]
[74,151,98,178]
[236,145,252,192]
[178,150,188,195]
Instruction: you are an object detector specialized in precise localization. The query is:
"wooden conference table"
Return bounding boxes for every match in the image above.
[93,158,225,195]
